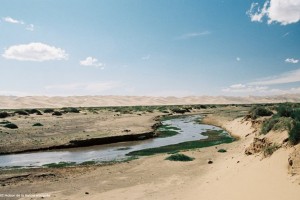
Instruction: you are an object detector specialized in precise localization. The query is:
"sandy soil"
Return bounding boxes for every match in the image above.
[0,108,299,200]
[1,94,300,109]
[0,109,160,154]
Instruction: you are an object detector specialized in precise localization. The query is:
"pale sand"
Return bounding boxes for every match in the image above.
[1,94,300,109]
[2,113,299,200]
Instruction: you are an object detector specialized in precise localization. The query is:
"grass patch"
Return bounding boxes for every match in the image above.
[42,162,76,168]
[157,125,180,138]
[33,123,43,127]
[79,161,97,165]
[127,130,234,156]
[165,153,194,162]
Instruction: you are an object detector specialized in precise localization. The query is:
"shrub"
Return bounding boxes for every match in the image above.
[0,112,9,118]
[276,104,293,117]
[4,123,18,129]
[217,149,227,153]
[14,110,29,115]
[289,121,300,145]
[250,106,273,119]
[165,153,194,162]
[26,109,43,115]
[33,123,43,127]
[171,108,186,114]
[263,144,279,157]
[261,117,280,134]
[61,107,80,113]
[52,111,63,116]
[291,109,300,121]
[44,108,54,113]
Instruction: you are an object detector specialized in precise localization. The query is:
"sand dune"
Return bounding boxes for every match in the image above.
[1,94,300,109]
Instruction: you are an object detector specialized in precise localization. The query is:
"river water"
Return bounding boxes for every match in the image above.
[0,115,232,167]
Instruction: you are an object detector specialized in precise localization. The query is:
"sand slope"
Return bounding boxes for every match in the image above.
[1,94,300,109]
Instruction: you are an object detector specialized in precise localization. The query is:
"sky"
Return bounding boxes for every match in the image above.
[0,0,300,97]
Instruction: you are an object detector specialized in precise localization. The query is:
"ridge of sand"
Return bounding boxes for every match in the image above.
[1,94,300,109]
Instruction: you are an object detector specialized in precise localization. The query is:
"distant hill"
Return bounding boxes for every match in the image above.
[1,94,300,109]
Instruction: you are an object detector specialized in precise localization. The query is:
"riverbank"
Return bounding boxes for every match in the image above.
[1,107,299,200]
[0,109,161,154]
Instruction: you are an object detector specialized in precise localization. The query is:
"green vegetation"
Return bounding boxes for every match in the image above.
[157,124,181,138]
[249,106,273,119]
[289,121,300,145]
[61,107,80,113]
[263,144,279,157]
[25,109,43,115]
[127,130,234,156]
[258,103,300,145]
[79,161,97,165]
[165,153,194,162]
[43,108,54,113]
[0,112,9,118]
[14,110,29,116]
[217,148,227,153]
[3,123,18,129]
[32,122,43,127]
[42,162,76,168]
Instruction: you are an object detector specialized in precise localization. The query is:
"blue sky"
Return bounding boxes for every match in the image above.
[0,0,300,96]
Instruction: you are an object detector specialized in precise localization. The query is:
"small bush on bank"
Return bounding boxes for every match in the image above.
[61,107,80,113]
[3,123,18,129]
[165,153,194,162]
[14,110,29,116]
[26,109,43,115]
[263,144,279,157]
[43,108,54,113]
[217,149,227,153]
[289,121,300,145]
[276,104,293,117]
[261,117,280,134]
[250,106,273,119]
[0,112,9,118]
[33,123,43,127]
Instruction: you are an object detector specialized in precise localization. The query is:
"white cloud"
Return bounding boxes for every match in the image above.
[176,31,210,40]
[247,0,300,25]
[222,84,268,93]
[2,43,68,62]
[80,57,104,69]
[236,57,241,61]
[3,16,24,24]
[250,69,300,85]
[285,58,299,64]
[2,16,35,31]
[141,55,151,60]
[26,24,34,31]
[45,81,121,92]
